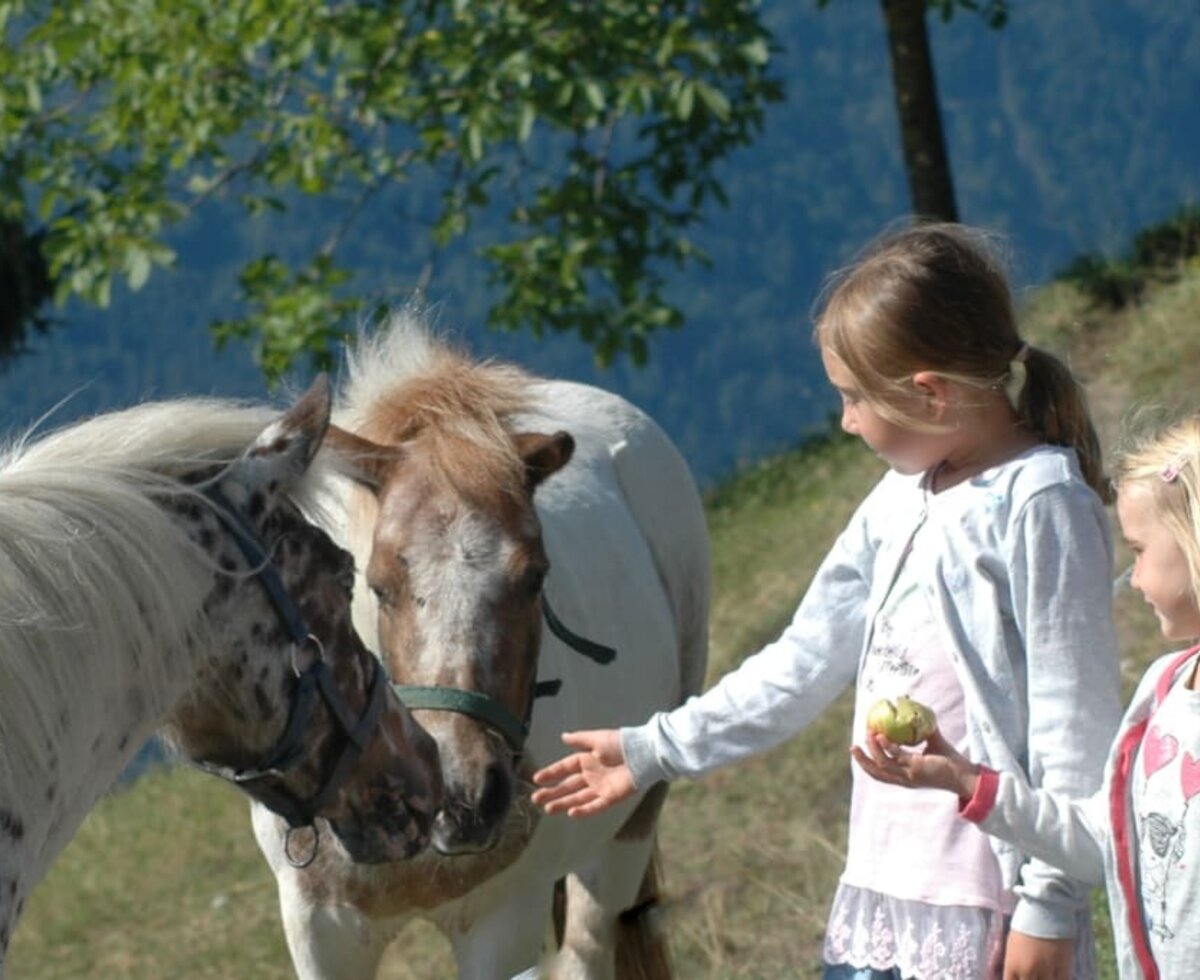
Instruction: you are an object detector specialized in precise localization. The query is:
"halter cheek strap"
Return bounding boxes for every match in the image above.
[194,484,389,865]
[541,597,616,665]
[200,485,309,646]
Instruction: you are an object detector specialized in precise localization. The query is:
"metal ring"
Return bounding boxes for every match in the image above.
[289,633,327,678]
[284,824,320,868]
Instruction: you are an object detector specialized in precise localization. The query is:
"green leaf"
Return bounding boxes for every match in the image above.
[24,78,43,113]
[695,82,730,121]
[126,248,152,291]
[466,120,483,162]
[676,80,695,121]
[517,102,535,143]
[582,80,605,112]
[739,38,770,66]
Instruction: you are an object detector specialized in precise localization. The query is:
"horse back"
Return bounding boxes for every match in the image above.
[524,380,710,706]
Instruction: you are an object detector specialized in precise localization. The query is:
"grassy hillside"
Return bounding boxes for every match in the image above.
[9,242,1200,978]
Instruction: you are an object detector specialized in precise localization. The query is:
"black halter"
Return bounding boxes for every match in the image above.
[192,484,387,867]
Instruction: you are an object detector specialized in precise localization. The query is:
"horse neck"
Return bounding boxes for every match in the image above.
[0,512,212,903]
[0,626,198,894]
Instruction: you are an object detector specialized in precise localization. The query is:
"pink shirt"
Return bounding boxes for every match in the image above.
[824,512,1018,978]
[843,532,1012,910]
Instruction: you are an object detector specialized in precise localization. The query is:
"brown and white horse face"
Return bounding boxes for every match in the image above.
[358,430,572,855]
[167,381,443,864]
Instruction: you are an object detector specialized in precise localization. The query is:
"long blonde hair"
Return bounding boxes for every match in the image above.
[815,223,1109,500]
[1115,414,1200,603]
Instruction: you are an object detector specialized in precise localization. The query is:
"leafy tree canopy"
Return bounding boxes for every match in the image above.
[0,0,781,379]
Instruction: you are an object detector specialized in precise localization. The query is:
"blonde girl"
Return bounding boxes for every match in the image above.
[532,223,1122,980]
[857,414,1200,980]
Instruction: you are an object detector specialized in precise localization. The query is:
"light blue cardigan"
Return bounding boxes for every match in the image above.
[622,445,1123,940]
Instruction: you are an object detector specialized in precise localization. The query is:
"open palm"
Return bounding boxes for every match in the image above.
[531,729,637,818]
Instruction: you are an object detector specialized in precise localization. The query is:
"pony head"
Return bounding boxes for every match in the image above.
[327,345,573,854]
[162,377,444,864]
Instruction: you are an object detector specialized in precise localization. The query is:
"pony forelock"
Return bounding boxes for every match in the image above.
[335,309,536,502]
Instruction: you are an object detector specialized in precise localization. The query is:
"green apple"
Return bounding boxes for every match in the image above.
[865,695,937,746]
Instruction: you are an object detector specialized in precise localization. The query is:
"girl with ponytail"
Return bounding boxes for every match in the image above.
[534,223,1122,980]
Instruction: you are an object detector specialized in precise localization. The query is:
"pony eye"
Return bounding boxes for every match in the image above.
[369,583,392,607]
[523,565,548,597]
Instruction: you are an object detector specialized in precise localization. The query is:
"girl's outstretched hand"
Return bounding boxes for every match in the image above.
[851,727,981,801]
[530,729,636,818]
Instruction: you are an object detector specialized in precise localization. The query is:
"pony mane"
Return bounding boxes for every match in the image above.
[0,396,312,788]
[337,311,536,500]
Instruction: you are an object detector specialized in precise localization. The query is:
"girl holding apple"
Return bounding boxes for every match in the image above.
[533,223,1122,980]
[856,413,1200,980]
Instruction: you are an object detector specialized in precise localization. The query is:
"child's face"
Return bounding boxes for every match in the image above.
[822,348,940,475]
[1118,484,1200,641]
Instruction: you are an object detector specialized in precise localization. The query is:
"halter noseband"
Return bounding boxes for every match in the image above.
[391,595,615,758]
[193,484,387,867]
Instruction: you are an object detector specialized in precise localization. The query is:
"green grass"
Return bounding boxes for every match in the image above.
[10,262,1200,978]
[8,771,291,979]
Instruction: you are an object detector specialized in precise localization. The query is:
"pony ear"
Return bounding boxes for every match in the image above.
[231,375,333,491]
[514,430,575,491]
[323,424,405,495]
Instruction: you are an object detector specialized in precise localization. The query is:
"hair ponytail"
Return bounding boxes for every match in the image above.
[1014,346,1112,503]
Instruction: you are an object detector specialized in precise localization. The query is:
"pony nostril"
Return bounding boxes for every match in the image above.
[478,762,512,825]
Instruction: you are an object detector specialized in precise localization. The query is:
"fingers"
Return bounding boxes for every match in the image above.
[530,729,631,819]
[564,796,616,819]
[851,735,928,787]
[532,730,622,787]
[538,787,601,816]
[866,731,893,758]
[560,729,605,751]
[924,727,955,756]
[850,745,908,786]
[532,775,622,818]
[532,754,584,786]
[537,789,606,818]
[530,772,587,806]
[849,745,880,777]
[560,728,622,762]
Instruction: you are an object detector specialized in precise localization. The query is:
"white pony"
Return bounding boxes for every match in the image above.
[0,379,443,974]
[253,315,711,979]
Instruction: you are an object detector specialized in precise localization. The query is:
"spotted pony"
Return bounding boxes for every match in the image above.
[0,378,443,974]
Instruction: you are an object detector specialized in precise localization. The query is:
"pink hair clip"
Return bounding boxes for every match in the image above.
[1162,458,1185,483]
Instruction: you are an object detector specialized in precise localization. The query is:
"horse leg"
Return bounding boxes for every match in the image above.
[554,785,671,980]
[275,885,391,980]
[441,885,555,980]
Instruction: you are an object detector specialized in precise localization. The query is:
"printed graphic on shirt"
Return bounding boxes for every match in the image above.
[1140,810,1186,940]
[1135,712,1200,952]
[863,601,920,695]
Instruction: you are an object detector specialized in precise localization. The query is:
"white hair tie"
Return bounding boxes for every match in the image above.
[1004,342,1030,411]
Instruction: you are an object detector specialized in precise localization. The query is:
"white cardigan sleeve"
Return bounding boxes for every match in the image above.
[965,659,1172,886]
[620,476,885,788]
[1004,481,1123,937]
[965,767,1110,887]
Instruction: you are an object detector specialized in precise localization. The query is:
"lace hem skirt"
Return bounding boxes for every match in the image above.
[821,883,1096,980]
